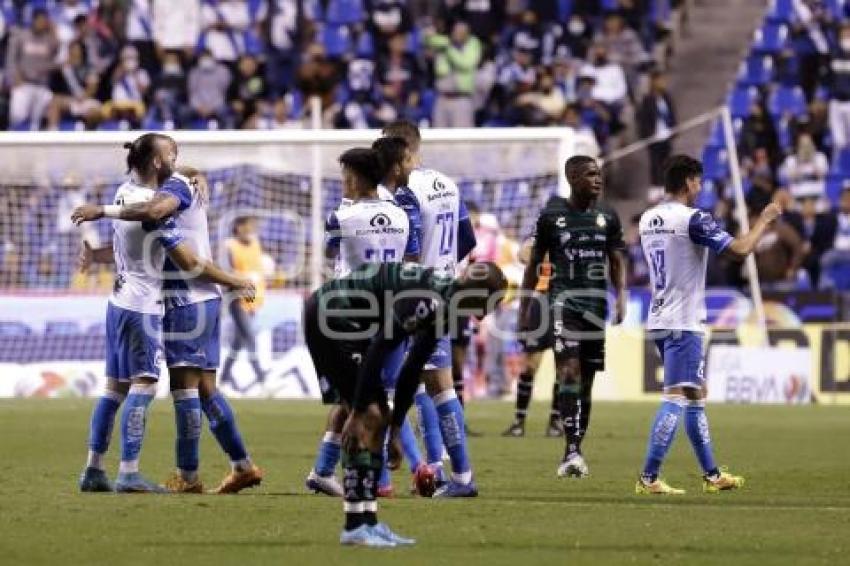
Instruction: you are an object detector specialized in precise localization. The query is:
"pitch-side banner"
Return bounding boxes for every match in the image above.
[705,346,813,404]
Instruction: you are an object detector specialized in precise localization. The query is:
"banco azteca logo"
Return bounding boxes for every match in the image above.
[370,213,392,227]
[649,215,664,229]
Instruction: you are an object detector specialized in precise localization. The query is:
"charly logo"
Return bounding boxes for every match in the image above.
[370,213,392,227]
[556,216,567,228]
[649,215,664,229]
[596,213,607,228]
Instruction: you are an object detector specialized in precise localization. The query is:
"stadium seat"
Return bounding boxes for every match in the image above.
[766,0,794,22]
[559,0,573,20]
[775,117,793,152]
[322,24,353,58]
[767,85,806,118]
[325,0,365,25]
[355,31,374,58]
[752,22,788,54]
[45,321,82,335]
[701,147,729,182]
[727,86,757,119]
[820,254,850,290]
[826,175,846,206]
[0,321,32,336]
[832,149,850,175]
[738,55,773,87]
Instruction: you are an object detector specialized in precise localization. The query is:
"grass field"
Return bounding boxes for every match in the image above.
[1,399,848,565]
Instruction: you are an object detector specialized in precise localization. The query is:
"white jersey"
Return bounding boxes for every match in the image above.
[639,200,733,331]
[326,198,412,277]
[159,173,221,309]
[396,168,468,275]
[109,180,182,315]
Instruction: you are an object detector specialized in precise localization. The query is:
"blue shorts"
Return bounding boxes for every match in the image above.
[423,336,451,371]
[162,299,221,371]
[654,331,705,389]
[105,303,162,381]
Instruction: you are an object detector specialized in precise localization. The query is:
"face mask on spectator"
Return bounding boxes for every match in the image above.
[163,63,182,75]
[124,58,139,71]
[199,56,216,70]
[568,18,585,35]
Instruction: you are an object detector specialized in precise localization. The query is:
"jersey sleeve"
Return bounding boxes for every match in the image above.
[458,197,470,221]
[158,175,193,213]
[688,210,733,253]
[606,208,626,252]
[394,187,422,257]
[324,211,341,256]
[531,212,552,258]
[144,216,183,250]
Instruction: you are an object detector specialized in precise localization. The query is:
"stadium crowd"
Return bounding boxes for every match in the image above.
[693,0,850,292]
[0,0,683,155]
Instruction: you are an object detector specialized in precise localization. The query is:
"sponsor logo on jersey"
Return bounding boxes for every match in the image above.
[556,216,567,228]
[649,215,664,229]
[355,212,406,236]
[369,213,392,227]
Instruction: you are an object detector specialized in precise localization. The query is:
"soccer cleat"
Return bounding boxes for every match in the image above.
[432,480,478,498]
[211,464,264,494]
[339,525,396,547]
[115,472,168,494]
[79,467,113,493]
[501,421,525,437]
[164,471,203,494]
[544,420,564,438]
[377,484,395,498]
[635,476,686,495]
[556,453,589,478]
[703,467,745,493]
[305,469,343,497]
[372,523,416,546]
[411,463,437,497]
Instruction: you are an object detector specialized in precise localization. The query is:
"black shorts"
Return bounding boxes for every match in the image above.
[451,315,474,348]
[520,294,554,353]
[552,312,606,373]
[303,294,372,406]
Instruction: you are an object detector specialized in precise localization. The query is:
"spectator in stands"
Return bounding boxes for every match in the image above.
[750,205,807,290]
[52,0,91,57]
[779,132,829,199]
[295,42,343,128]
[785,193,837,287]
[517,70,566,125]
[229,54,268,128]
[427,20,482,128]
[819,186,850,289]
[201,0,265,66]
[637,70,676,189]
[791,98,830,154]
[125,0,157,74]
[187,49,233,128]
[266,0,304,96]
[495,46,538,124]
[5,8,59,130]
[152,0,201,58]
[562,102,601,158]
[72,13,117,75]
[148,50,187,127]
[828,22,850,159]
[102,45,150,127]
[254,95,303,129]
[562,11,594,60]
[440,0,506,44]
[574,74,612,149]
[582,43,628,133]
[46,41,102,130]
[593,12,649,95]
[745,157,777,214]
[368,0,412,51]
[790,0,831,101]
[551,48,578,101]
[378,33,424,121]
[740,101,781,168]
[91,0,127,45]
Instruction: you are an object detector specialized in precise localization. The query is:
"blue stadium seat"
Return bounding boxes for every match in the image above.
[752,22,788,54]
[325,0,365,25]
[701,147,729,182]
[355,31,374,58]
[823,0,843,18]
[45,321,82,335]
[322,24,353,58]
[820,255,850,290]
[0,322,32,336]
[559,0,573,20]
[766,0,794,22]
[832,149,850,175]
[775,116,793,152]
[738,55,773,87]
[825,174,846,205]
[727,86,757,119]
[767,85,806,118]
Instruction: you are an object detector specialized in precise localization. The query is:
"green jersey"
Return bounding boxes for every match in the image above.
[531,196,625,320]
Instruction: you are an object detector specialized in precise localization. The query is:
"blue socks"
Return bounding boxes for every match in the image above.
[641,395,685,482]
[684,400,719,477]
[415,385,444,480]
[202,391,250,469]
[173,389,202,481]
[119,383,157,474]
[314,431,342,477]
[85,390,125,470]
[433,389,472,484]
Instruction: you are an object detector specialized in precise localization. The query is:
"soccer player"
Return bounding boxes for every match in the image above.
[383,119,479,497]
[303,260,507,546]
[72,134,253,492]
[306,141,420,498]
[635,155,780,495]
[519,155,627,478]
[503,240,562,437]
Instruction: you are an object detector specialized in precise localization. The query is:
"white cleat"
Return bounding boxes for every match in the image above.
[556,453,589,478]
[305,469,344,497]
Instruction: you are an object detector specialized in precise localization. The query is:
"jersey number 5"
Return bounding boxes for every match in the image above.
[436,212,455,255]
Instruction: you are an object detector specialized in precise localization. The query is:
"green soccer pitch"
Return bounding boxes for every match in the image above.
[1,399,848,565]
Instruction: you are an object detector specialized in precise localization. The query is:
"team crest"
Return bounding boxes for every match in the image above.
[596,214,606,228]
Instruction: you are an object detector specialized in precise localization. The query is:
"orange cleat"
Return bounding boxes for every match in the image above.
[210,464,264,494]
[411,464,436,497]
[164,471,203,494]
